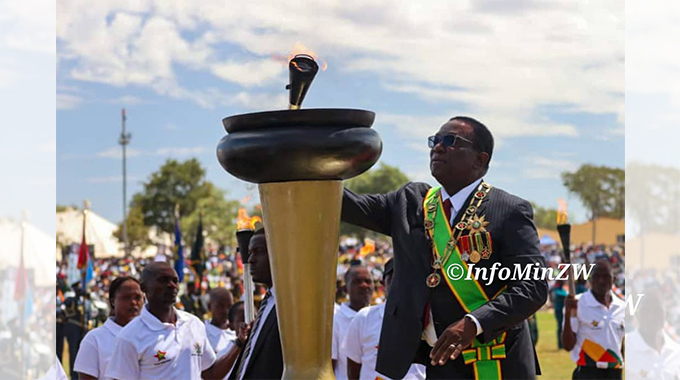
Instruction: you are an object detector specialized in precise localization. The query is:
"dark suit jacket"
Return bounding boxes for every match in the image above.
[342,181,548,379]
[228,305,283,380]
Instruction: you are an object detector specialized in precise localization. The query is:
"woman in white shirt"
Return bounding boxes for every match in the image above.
[73,276,144,379]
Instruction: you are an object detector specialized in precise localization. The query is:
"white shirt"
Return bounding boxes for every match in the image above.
[205,320,236,353]
[238,287,276,380]
[625,329,680,380]
[73,318,124,379]
[342,303,426,380]
[564,290,625,368]
[106,306,216,380]
[423,179,484,346]
[333,302,359,380]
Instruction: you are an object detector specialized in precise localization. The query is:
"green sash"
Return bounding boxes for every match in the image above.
[424,186,507,380]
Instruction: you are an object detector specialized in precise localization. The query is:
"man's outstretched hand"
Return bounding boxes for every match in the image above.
[430,317,477,366]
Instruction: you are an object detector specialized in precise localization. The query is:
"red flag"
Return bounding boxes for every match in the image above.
[77,224,89,269]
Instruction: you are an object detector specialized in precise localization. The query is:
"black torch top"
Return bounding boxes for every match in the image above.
[236,229,254,264]
[287,54,319,109]
[556,224,571,264]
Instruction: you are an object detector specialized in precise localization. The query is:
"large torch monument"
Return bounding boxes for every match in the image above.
[217,54,382,379]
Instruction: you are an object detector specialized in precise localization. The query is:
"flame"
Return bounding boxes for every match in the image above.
[358,238,376,257]
[557,199,568,225]
[270,42,328,71]
[236,208,262,230]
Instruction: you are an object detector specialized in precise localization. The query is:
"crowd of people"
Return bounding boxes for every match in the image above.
[54,116,637,379]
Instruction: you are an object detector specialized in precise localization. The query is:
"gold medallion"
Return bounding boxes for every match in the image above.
[469,214,489,233]
[425,220,434,229]
[426,272,441,288]
[470,250,481,263]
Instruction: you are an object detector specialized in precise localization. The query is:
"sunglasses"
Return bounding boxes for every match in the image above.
[427,134,474,149]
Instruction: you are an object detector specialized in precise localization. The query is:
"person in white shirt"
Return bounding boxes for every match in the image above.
[205,287,236,353]
[563,260,625,380]
[343,259,426,380]
[333,265,374,380]
[626,292,680,380]
[73,276,143,380]
[105,262,234,380]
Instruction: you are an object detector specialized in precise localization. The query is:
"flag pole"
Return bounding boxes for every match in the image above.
[119,108,131,256]
[81,200,90,337]
[19,211,26,378]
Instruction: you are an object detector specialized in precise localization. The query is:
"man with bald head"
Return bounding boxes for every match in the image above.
[332,265,374,379]
[206,287,235,353]
[563,260,624,379]
[106,262,236,379]
[342,116,548,379]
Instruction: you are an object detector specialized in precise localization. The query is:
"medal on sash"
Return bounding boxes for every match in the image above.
[422,182,508,380]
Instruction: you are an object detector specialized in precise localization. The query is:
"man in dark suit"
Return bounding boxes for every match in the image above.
[229,228,283,380]
[342,116,548,379]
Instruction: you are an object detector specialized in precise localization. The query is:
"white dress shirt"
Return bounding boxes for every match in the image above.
[343,303,426,380]
[106,306,216,380]
[205,320,236,353]
[625,329,680,380]
[333,302,360,380]
[73,318,124,380]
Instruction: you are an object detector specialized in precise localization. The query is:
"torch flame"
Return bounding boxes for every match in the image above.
[237,208,262,230]
[271,42,328,71]
[556,199,568,225]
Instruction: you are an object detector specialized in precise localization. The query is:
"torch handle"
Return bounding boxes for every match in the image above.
[243,264,255,324]
[567,268,576,296]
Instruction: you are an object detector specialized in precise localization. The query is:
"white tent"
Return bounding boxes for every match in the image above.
[0,218,56,287]
[56,209,123,259]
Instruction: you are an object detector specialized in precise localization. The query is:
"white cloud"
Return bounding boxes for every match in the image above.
[109,95,145,104]
[87,175,141,183]
[522,156,577,180]
[96,147,142,158]
[57,93,84,110]
[155,146,206,156]
[56,0,623,125]
[93,146,207,159]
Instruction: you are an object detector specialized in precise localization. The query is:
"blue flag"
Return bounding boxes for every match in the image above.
[174,216,184,282]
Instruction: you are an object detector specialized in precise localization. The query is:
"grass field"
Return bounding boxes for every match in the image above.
[62,311,574,379]
[536,310,574,379]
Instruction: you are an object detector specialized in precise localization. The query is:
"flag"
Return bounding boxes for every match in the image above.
[173,207,185,282]
[77,223,89,270]
[190,213,205,291]
[14,244,26,301]
[77,212,92,290]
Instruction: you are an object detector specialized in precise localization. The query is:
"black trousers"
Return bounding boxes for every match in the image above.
[63,322,82,380]
[572,366,622,380]
[56,322,64,362]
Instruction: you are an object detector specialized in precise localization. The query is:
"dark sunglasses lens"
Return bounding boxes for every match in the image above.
[442,135,456,147]
[428,136,437,148]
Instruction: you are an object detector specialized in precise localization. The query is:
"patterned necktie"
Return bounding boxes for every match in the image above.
[235,290,271,380]
[443,198,453,227]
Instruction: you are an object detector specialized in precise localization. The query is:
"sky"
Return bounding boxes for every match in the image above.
[56,0,625,227]
[0,0,56,233]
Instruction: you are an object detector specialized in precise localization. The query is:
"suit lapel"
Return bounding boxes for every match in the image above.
[246,306,278,373]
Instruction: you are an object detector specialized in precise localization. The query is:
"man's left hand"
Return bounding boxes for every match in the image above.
[430,317,477,366]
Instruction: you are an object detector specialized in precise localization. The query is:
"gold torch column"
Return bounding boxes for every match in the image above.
[259,180,341,379]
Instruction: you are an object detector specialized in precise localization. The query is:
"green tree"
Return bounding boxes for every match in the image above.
[179,184,241,247]
[341,163,410,238]
[135,158,215,233]
[530,203,558,230]
[561,164,625,220]
[626,162,680,235]
[116,158,240,250]
[113,203,150,251]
